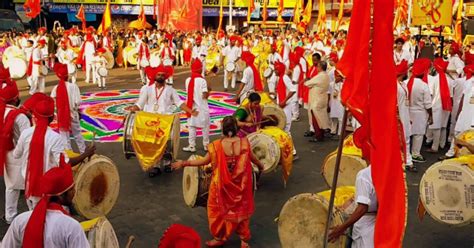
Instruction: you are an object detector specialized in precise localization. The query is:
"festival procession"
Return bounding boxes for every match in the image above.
[0,0,471,246]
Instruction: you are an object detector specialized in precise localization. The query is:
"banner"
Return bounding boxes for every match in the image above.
[411,0,453,26]
[160,0,202,31]
[14,0,297,7]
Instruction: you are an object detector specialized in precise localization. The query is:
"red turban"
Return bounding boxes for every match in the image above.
[38,27,46,33]
[146,65,168,85]
[464,64,474,80]
[186,60,204,117]
[294,46,305,58]
[275,61,288,104]
[229,35,238,43]
[0,80,19,103]
[37,39,46,46]
[23,154,74,248]
[195,36,202,43]
[191,59,202,74]
[21,93,49,114]
[274,61,286,76]
[158,224,201,248]
[241,51,263,91]
[289,52,299,69]
[450,41,460,55]
[433,58,452,111]
[408,58,431,100]
[395,60,408,76]
[53,63,68,81]
[329,52,339,63]
[336,39,345,47]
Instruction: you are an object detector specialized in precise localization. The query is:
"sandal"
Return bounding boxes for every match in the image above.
[206,239,225,247]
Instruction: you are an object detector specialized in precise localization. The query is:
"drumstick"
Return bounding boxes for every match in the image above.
[125,235,136,248]
[116,116,127,132]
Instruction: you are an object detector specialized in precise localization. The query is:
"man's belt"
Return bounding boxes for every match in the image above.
[33,61,41,65]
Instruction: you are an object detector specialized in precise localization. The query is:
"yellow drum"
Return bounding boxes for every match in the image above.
[259,127,294,183]
[455,130,474,157]
[419,155,474,226]
[81,217,119,248]
[322,135,368,188]
[278,186,356,248]
[124,46,138,65]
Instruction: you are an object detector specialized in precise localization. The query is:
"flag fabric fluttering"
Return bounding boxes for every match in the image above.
[316,0,327,33]
[248,0,256,23]
[23,0,41,19]
[455,0,463,44]
[298,0,313,32]
[336,0,344,31]
[76,4,87,32]
[393,0,408,30]
[138,1,147,28]
[293,0,304,27]
[337,0,407,246]
[216,0,224,38]
[97,0,112,35]
[262,0,268,24]
[277,0,285,22]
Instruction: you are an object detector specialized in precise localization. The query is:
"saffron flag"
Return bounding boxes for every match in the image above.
[338,0,407,246]
[138,1,147,28]
[298,0,313,32]
[248,0,255,23]
[263,0,268,23]
[316,0,326,33]
[76,4,87,32]
[23,0,41,19]
[336,0,344,31]
[293,0,304,26]
[393,0,408,29]
[217,0,224,36]
[455,0,463,44]
[153,0,158,20]
[277,0,285,22]
[97,0,112,35]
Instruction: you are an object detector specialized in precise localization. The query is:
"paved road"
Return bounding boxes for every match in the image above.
[0,67,472,247]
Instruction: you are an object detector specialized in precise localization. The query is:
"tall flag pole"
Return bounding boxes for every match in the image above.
[455,0,463,44]
[76,4,87,32]
[277,0,285,22]
[248,0,255,24]
[263,0,268,24]
[97,0,112,35]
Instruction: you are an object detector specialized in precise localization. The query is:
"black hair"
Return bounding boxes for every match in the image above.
[318,61,328,71]
[27,40,34,45]
[395,38,405,45]
[312,52,322,61]
[248,92,261,103]
[222,116,239,138]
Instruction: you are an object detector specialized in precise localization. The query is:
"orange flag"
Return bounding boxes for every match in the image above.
[455,0,463,44]
[336,0,344,31]
[393,0,408,30]
[23,0,41,19]
[97,0,112,35]
[263,0,268,24]
[277,0,285,22]
[293,0,304,26]
[217,0,224,38]
[248,0,255,23]
[76,4,87,32]
[298,0,313,32]
[138,1,147,27]
[316,0,326,33]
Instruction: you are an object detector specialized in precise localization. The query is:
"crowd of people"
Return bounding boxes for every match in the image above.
[0,22,472,248]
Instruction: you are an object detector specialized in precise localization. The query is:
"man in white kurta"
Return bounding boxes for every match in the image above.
[290,58,302,121]
[394,38,412,65]
[137,39,151,85]
[24,40,34,89]
[191,36,207,76]
[267,44,284,94]
[222,37,241,90]
[329,72,344,136]
[395,61,413,168]
[236,64,255,104]
[55,42,77,84]
[29,40,46,95]
[81,34,96,84]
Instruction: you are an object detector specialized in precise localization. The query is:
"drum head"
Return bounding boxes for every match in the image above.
[322,152,367,188]
[123,112,136,156]
[262,104,287,130]
[182,155,201,207]
[248,133,280,173]
[95,217,120,248]
[68,65,77,75]
[104,51,115,69]
[140,59,150,68]
[225,62,235,72]
[98,67,108,77]
[73,155,120,219]
[264,68,273,78]
[9,58,26,79]
[150,52,161,67]
[278,193,347,248]
[127,48,138,65]
[171,114,181,160]
[455,130,474,157]
[419,159,473,226]
[2,46,25,68]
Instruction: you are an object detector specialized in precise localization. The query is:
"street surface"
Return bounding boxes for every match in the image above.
[0,67,472,247]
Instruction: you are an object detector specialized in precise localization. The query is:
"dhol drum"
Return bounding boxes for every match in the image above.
[72,155,120,220]
[97,67,108,77]
[259,127,294,175]
[262,104,287,130]
[247,132,281,173]
[9,58,27,79]
[81,217,119,248]
[454,129,474,157]
[182,155,213,208]
[150,52,161,67]
[163,58,173,66]
[40,66,48,76]
[278,186,356,248]
[139,59,150,68]
[68,64,77,75]
[2,46,25,68]
[225,62,236,72]
[122,111,180,170]
[263,67,273,78]
[126,47,139,65]
[104,50,115,69]
[322,134,368,188]
[419,156,473,226]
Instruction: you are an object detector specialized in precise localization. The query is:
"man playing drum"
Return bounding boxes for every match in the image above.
[172,117,264,248]
[234,93,265,137]
[26,39,47,95]
[1,156,90,248]
[234,52,264,104]
[183,59,211,153]
[221,36,241,91]
[191,36,207,77]
[127,65,197,176]
[55,41,77,84]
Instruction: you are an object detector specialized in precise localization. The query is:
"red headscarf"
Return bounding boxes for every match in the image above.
[23,154,73,248]
[241,51,263,91]
[407,58,431,100]
[21,93,49,114]
[25,97,55,198]
[0,80,20,175]
[53,63,71,132]
[145,65,167,86]
[158,224,201,248]
[186,59,203,117]
[275,61,287,103]
[463,64,474,80]
[433,58,452,111]
[329,52,339,63]
[450,41,461,57]
[395,60,408,77]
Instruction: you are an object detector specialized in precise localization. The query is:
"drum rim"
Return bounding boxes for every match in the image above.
[182,161,200,207]
[419,160,473,226]
[123,111,136,155]
[247,132,281,173]
[225,62,236,72]
[261,104,287,130]
[98,67,108,77]
[96,217,120,248]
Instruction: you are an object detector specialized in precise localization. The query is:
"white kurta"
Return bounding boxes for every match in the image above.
[455,78,474,132]
[352,166,377,248]
[3,107,30,189]
[278,75,297,133]
[393,49,411,65]
[31,47,43,78]
[185,77,210,128]
[447,55,465,79]
[397,82,411,137]
[191,45,208,60]
[329,81,344,120]
[222,46,241,63]
[1,210,90,248]
[406,78,432,135]
[240,67,255,102]
[51,81,82,120]
[135,84,183,114]
[428,74,453,129]
[55,48,76,75]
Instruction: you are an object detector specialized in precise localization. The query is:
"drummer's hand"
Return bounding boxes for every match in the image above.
[191,109,199,117]
[454,138,469,148]
[428,115,434,125]
[84,144,96,158]
[171,160,184,170]
[328,225,346,243]
[245,122,254,127]
[125,105,140,112]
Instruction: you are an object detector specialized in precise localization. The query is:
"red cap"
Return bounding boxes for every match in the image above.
[450,41,460,54]
[329,52,339,63]
[53,63,68,80]
[241,51,255,65]
[145,65,168,85]
[40,155,74,196]
[0,62,10,80]
[395,60,408,76]
[158,224,201,248]
[0,81,19,102]
[22,93,49,113]
[195,36,202,43]
[294,46,305,58]
[463,64,474,79]
[87,26,95,33]
[229,35,238,43]
[33,97,55,118]
[274,61,286,76]
[37,39,46,45]
[411,58,431,76]
[191,59,202,73]
[38,27,46,33]
[433,57,448,71]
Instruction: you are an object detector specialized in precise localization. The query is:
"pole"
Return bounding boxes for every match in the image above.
[407,0,413,28]
[322,109,349,248]
[439,26,444,58]
[229,0,233,31]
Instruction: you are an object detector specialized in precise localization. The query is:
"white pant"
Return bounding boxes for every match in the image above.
[188,126,210,148]
[29,76,45,95]
[292,86,299,120]
[27,196,41,211]
[139,68,147,84]
[95,70,106,87]
[411,135,423,157]
[70,73,77,84]
[60,117,86,153]
[5,188,20,222]
[268,74,277,93]
[85,62,94,83]
[330,118,342,135]
[223,70,237,89]
[284,102,295,133]
[427,128,447,151]
[405,135,413,166]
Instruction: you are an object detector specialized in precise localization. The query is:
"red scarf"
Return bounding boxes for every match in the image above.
[407,73,428,101]
[186,73,202,117]
[307,65,319,79]
[25,117,49,198]
[56,80,71,132]
[76,39,96,69]
[434,66,452,111]
[160,47,172,59]
[277,74,287,103]
[139,44,150,60]
[249,63,263,91]
[27,53,33,76]
[0,107,27,175]
[23,199,69,248]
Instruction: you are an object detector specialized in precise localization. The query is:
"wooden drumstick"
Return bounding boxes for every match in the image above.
[125,235,136,248]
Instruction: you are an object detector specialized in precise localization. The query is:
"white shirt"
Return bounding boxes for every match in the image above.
[83,40,96,60]
[136,84,183,114]
[352,166,377,248]
[240,67,255,99]
[185,77,210,128]
[397,82,411,137]
[192,45,208,60]
[447,55,465,79]
[1,210,90,248]
[455,78,474,132]
[55,48,76,74]
[222,46,241,63]
[292,65,302,83]
[277,75,297,104]
[51,81,82,119]
[31,47,43,77]
[393,49,411,65]
[299,57,307,74]
[406,78,432,135]
[13,127,68,179]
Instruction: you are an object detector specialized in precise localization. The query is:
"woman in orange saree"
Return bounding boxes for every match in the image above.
[172,117,264,248]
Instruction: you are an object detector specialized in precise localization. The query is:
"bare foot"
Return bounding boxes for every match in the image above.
[206,239,225,247]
